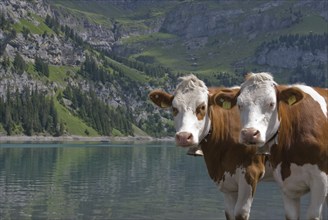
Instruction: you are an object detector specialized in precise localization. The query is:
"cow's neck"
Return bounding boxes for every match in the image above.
[200,107,245,183]
[199,114,211,143]
[257,120,280,155]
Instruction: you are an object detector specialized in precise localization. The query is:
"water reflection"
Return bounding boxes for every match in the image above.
[0,143,326,219]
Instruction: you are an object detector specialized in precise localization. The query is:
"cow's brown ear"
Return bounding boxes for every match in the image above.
[148,90,174,108]
[209,89,239,109]
[278,87,304,106]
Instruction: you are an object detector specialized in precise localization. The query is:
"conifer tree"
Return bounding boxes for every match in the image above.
[13,53,26,75]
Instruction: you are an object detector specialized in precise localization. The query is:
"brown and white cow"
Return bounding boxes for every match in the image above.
[211,72,328,219]
[149,75,270,220]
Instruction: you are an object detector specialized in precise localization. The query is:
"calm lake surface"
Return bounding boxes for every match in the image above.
[0,142,326,220]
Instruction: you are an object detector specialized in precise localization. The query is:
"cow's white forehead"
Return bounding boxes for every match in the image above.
[240,72,275,90]
[173,90,207,110]
[174,74,208,95]
[173,74,208,108]
[239,72,276,102]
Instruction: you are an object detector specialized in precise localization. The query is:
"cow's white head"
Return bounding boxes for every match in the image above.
[236,72,281,147]
[148,75,210,148]
[211,72,304,148]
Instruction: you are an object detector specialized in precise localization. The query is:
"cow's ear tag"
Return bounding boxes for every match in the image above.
[218,98,231,109]
[222,101,231,109]
[288,95,296,105]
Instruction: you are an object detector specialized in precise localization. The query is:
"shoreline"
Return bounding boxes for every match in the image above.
[0,135,175,143]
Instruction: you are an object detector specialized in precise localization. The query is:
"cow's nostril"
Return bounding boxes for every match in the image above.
[253,130,260,137]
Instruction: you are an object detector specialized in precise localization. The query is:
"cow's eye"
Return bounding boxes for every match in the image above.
[269,102,275,108]
[172,107,179,116]
[196,104,206,114]
[196,104,206,120]
[238,104,243,110]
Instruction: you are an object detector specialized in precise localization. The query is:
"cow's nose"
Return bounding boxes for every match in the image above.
[175,132,194,147]
[240,128,261,145]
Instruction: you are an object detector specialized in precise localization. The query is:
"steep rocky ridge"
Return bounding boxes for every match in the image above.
[51,6,116,52]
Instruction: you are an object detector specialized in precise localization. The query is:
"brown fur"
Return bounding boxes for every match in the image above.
[148,90,174,108]
[270,86,328,179]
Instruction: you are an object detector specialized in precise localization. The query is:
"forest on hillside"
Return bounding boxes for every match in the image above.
[0,87,63,136]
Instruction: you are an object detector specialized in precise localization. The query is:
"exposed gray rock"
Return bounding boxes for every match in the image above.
[0,70,52,100]
[256,47,327,69]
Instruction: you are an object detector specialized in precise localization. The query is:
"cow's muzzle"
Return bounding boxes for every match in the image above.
[175,132,195,147]
[240,127,262,146]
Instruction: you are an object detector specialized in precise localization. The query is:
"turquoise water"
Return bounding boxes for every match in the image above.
[0,142,326,219]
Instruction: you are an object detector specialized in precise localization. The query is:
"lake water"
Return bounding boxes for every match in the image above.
[0,142,326,220]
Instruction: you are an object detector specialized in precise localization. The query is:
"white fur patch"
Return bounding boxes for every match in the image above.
[294,85,327,118]
[218,167,253,219]
[275,163,327,198]
[273,163,328,219]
